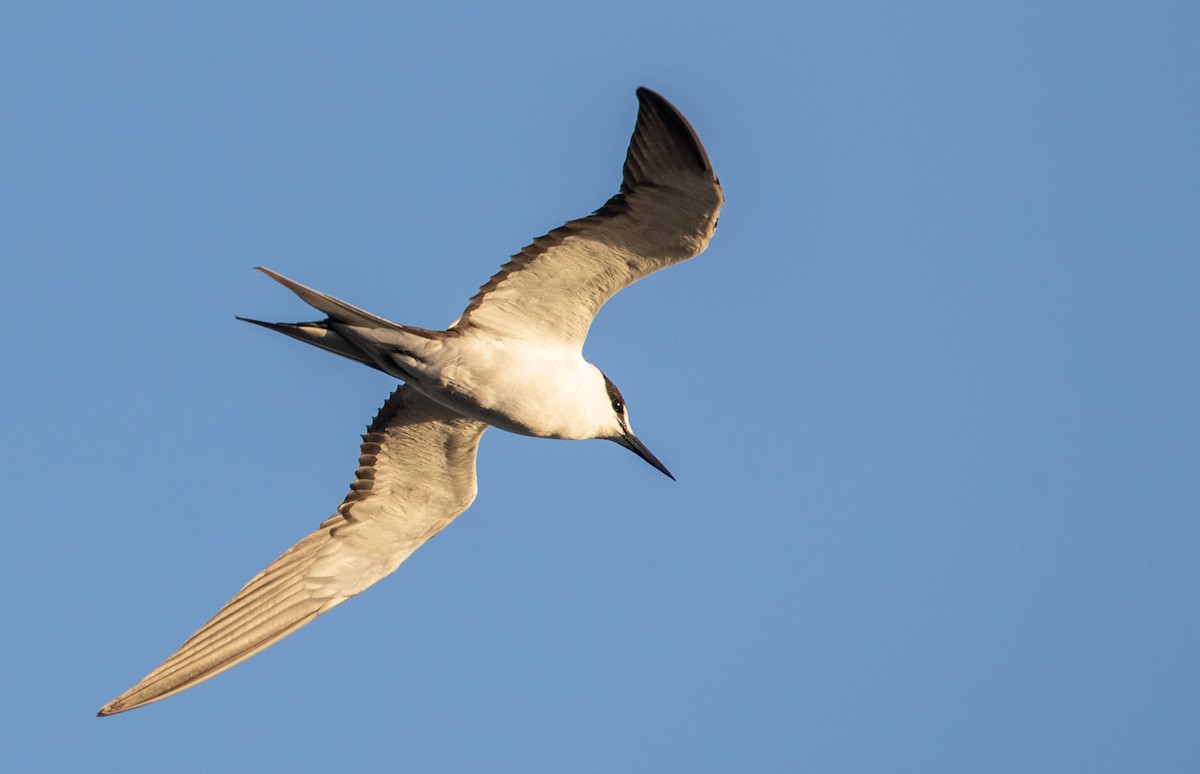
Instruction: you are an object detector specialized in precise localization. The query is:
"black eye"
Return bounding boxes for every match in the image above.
[612,398,624,413]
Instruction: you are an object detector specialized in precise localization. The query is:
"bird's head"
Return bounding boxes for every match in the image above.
[595,372,674,480]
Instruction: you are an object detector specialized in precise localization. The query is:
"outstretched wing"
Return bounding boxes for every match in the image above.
[99,387,487,715]
[451,87,723,347]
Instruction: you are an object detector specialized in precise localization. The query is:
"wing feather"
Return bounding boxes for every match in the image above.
[451,87,723,346]
[98,387,487,715]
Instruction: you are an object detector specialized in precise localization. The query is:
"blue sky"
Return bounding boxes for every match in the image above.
[2,2,1197,771]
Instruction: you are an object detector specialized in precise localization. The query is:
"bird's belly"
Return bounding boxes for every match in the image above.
[407,340,587,439]
[415,382,546,437]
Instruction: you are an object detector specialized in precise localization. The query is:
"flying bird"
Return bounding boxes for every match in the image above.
[99,87,722,715]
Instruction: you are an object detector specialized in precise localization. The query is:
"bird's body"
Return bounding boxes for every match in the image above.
[413,335,612,439]
[99,86,722,716]
[261,289,617,439]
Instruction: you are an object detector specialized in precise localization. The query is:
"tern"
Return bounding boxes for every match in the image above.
[99,87,722,716]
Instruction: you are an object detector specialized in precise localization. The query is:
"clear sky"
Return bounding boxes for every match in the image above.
[2,2,1197,771]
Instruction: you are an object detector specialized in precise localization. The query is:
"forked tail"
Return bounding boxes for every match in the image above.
[238,267,437,374]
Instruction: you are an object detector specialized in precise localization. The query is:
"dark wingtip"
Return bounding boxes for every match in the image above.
[97,700,123,717]
[625,87,715,186]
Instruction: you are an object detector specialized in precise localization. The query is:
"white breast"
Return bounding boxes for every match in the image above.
[412,333,608,440]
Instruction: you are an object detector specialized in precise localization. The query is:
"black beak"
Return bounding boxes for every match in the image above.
[617,432,675,480]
